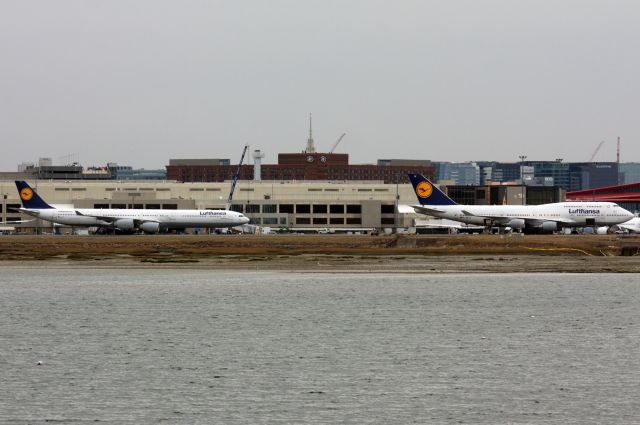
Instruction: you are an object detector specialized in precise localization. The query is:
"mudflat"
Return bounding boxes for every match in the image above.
[0,234,638,273]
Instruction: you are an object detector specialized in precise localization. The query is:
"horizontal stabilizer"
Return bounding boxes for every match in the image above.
[412,205,445,215]
[0,219,36,224]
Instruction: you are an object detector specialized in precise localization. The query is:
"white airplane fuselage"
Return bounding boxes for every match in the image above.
[21,207,249,230]
[412,202,633,228]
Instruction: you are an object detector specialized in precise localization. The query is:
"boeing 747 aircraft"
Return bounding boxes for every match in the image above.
[14,181,250,234]
[407,173,633,233]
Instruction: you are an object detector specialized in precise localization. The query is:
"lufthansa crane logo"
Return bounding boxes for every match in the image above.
[20,187,33,201]
[416,181,433,198]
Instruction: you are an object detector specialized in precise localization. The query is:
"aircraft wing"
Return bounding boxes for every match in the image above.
[418,222,484,230]
[75,210,119,223]
[75,211,159,224]
[459,210,576,226]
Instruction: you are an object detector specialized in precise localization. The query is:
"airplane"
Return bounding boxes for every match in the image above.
[14,180,250,234]
[617,216,640,233]
[407,173,634,233]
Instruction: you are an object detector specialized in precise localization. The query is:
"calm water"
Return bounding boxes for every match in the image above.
[0,268,639,424]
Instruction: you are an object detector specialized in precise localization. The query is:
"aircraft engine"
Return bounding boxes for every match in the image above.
[596,226,609,235]
[114,218,135,231]
[505,219,525,229]
[538,221,558,233]
[140,222,160,234]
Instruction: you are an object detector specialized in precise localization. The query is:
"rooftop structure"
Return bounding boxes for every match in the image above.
[567,182,640,212]
[167,152,435,184]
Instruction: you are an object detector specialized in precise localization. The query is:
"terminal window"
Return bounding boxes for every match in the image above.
[346,217,362,225]
[313,204,327,214]
[330,204,344,214]
[230,204,243,213]
[245,204,260,213]
[111,204,126,209]
[313,217,327,225]
[279,204,294,214]
[296,217,311,225]
[93,204,109,209]
[146,204,161,209]
[330,217,344,225]
[381,204,395,214]
[381,217,395,225]
[262,204,277,214]
[346,204,361,214]
[296,204,311,214]
[163,204,178,210]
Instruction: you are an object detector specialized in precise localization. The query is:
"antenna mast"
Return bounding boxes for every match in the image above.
[305,113,316,153]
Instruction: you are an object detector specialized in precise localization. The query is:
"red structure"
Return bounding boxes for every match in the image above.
[567,182,640,212]
[166,153,435,184]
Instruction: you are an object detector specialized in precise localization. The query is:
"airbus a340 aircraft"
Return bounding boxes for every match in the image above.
[617,216,640,233]
[407,173,633,233]
[14,180,250,234]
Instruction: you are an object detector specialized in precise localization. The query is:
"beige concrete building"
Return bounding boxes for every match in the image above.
[0,179,419,233]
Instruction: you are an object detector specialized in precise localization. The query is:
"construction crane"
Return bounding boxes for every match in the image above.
[226,144,249,211]
[589,140,605,162]
[329,133,346,153]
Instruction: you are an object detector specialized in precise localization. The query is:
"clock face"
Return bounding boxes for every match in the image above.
[320,156,327,163]
[306,155,315,162]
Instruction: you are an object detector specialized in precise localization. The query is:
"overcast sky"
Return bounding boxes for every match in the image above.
[1,1,639,170]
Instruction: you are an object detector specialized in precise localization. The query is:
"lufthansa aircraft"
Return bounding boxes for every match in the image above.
[407,173,633,233]
[14,181,250,234]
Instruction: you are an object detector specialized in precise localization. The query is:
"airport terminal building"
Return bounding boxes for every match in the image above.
[0,179,421,234]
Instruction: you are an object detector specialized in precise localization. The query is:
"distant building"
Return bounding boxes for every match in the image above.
[435,162,479,185]
[108,163,166,180]
[167,153,435,184]
[113,169,167,180]
[567,162,619,192]
[477,161,619,192]
[445,184,564,206]
[619,163,640,185]
[36,165,112,180]
[477,162,522,185]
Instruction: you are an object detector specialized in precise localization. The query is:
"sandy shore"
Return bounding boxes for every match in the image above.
[1,234,638,273]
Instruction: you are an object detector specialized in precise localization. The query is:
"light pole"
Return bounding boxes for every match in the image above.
[394,173,399,233]
[518,155,527,205]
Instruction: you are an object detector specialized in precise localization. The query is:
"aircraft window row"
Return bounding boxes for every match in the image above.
[92,203,179,209]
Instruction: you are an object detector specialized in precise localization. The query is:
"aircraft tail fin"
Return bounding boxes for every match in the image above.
[408,173,457,206]
[15,181,54,209]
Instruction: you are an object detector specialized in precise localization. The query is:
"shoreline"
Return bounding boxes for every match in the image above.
[1,234,638,273]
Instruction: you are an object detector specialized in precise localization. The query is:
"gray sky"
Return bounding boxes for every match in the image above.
[1,0,639,170]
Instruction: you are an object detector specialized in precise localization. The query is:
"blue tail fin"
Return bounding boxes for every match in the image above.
[15,181,53,209]
[408,173,457,206]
